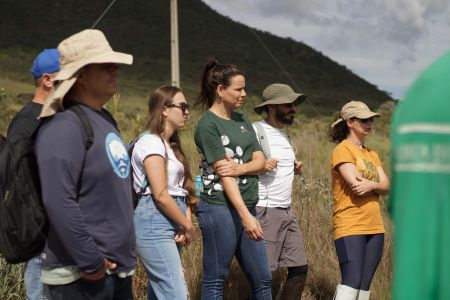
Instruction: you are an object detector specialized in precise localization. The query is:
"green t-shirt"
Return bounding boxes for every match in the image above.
[391,51,450,300]
[194,110,262,207]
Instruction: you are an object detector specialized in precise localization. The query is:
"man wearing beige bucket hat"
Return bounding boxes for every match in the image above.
[35,29,135,299]
[253,83,309,299]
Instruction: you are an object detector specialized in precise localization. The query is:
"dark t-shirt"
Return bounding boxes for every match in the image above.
[194,111,261,207]
[7,101,42,140]
[35,104,135,273]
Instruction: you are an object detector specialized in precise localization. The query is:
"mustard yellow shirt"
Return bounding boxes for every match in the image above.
[331,139,385,239]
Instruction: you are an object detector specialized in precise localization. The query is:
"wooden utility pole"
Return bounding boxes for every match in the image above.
[170,0,180,87]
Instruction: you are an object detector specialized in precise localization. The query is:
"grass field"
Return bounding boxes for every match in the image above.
[0,80,394,299]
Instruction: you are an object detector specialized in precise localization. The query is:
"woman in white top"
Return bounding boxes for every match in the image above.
[131,85,197,300]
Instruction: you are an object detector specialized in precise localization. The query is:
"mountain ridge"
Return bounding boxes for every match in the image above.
[0,0,393,115]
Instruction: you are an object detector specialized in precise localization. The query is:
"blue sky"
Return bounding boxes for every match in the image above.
[203,0,450,99]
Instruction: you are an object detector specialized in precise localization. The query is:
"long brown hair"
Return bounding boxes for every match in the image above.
[195,58,244,109]
[144,85,198,211]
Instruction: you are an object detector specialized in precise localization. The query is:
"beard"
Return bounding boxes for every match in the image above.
[275,108,295,125]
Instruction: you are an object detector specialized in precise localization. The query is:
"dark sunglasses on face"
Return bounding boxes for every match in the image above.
[165,102,190,113]
[353,117,374,124]
[279,102,297,108]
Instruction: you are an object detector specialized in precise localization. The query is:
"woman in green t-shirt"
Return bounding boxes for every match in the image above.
[194,59,272,299]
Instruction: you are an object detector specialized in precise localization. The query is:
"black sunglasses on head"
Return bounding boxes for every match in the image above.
[165,102,190,113]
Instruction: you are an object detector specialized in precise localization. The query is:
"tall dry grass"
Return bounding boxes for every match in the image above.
[173,114,392,300]
[0,91,394,299]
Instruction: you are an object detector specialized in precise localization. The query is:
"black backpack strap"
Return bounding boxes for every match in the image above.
[69,106,94,150]
[66,105,95,199]
[101,108,119,131]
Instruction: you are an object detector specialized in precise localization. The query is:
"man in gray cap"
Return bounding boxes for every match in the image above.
[253,83,309,299]
[35,29,135,299]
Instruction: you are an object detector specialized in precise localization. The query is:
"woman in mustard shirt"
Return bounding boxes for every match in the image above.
[328,101,390,300]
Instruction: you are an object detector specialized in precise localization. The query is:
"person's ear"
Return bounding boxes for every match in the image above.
[41,74,54,88]
[75,67,88,84]
[346,118,354,129]
[216,84,225,99]
[162,105,169,117]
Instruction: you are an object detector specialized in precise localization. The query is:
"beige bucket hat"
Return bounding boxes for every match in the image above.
[331,100,380,128]
[40,29,133,118]
[254,83,307,114]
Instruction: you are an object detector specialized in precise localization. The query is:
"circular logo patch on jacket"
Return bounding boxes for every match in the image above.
[105,132,130,178]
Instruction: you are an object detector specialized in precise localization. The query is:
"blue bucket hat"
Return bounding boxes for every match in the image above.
[31,49,60,80]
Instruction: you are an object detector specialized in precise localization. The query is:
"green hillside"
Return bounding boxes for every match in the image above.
[0,0,393,115]
[0,2,396,298]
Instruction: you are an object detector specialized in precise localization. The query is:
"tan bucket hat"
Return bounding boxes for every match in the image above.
[331,100,380,128]
[40,29,133,118]
[254,83,307,114]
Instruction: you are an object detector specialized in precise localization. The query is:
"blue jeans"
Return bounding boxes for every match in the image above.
[134,194,188,300]
[45,275,132,300]
[24,255,43,300]
[197,201,272,300]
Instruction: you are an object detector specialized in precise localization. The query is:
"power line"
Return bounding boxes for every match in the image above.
[89,1,320,116]
[91,0,118,29]
[247,26,321,117]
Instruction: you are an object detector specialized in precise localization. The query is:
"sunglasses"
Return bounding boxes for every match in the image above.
[353,117,374,124]
[279,102,297,108]
[165,102,190,113]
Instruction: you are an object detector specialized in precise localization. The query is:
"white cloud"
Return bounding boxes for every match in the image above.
[202,0,450,99]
